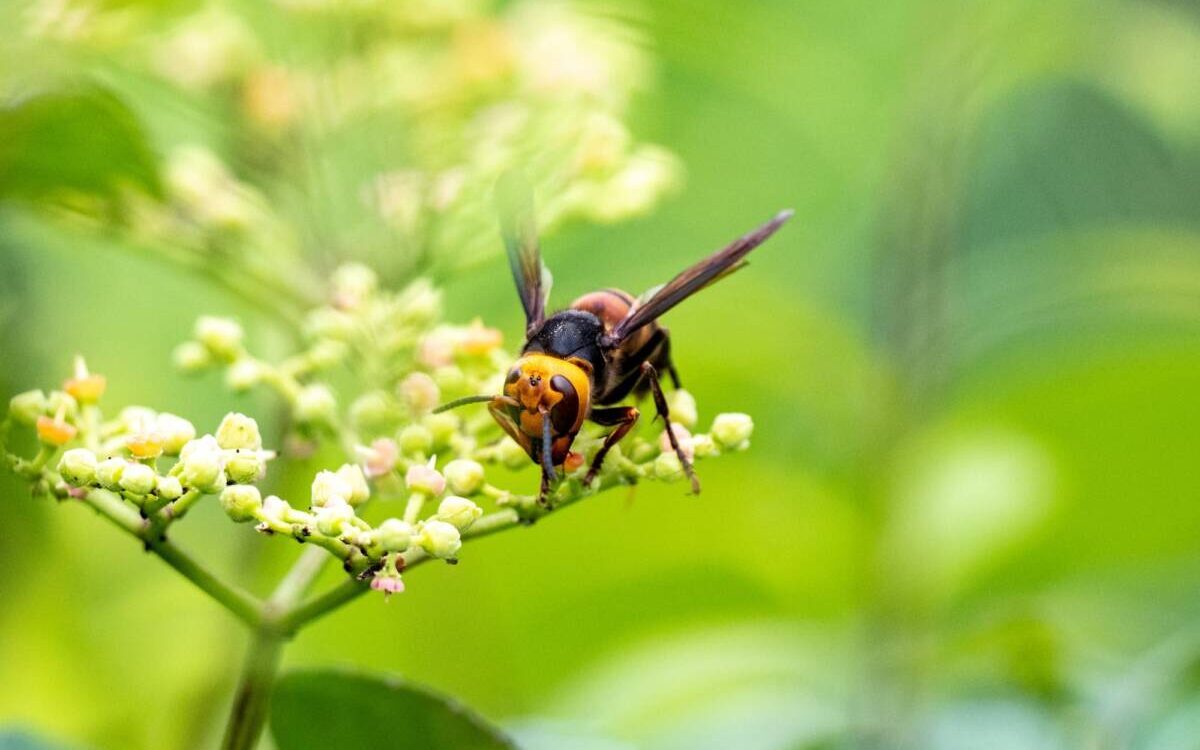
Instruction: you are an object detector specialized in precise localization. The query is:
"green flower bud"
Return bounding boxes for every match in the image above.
[418,519,461,559]
[173,341,211,372]
[306,339,347,370]
[156,474,184,500]
[311,469,352,508]
[119,462,158,495]
[294,384,337,426]
[374,518,414,553]
[398,423,433,457]
[653,451,684,481]
[443,459,485,496]
[9,390,47,425]
[496,437,529,469]
[436,495,482,531]
[315,499,356,536]
[423,413,459,448]
[304,307,357,341]
[691,433,719,458]
[666,389,698,428]
[398,372,440,415]
[335,463,370,506]
[225,451,263,484]
[96,457,126,490]
[45,391,79,421]
[225,359,262,392]
[58,448,98,487]
[395,278,441,325]
[220,484,262,523]
[431,365,467,394]
[349,390,399,434]
[155,413,196,455]
[195,316,244,360]
[331,263,378,309]
[216,412,262,450]
[711,413,754,451]
[177,435,226,493]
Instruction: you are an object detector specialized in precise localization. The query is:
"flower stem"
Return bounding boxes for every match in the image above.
[220,629,285,750]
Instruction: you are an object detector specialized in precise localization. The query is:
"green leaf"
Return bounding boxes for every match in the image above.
[270,668,517,750]
[0,87,161,202]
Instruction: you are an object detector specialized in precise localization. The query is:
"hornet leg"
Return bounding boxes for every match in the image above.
[584,406,640,487]
[642,362,700,494]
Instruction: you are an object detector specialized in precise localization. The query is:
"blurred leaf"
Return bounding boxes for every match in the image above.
[270,668,517,750]
[0,729,84,750]
[0,88,161,202]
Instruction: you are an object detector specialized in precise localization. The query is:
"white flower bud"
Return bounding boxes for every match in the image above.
[443,459,485,496]
[496,437,529,469]
[374,518,414,552]
[8,390,47,426]
[357,437,398,478]
[691,433,719,458]
[195,316,244,360]
[398,424,433,457]
[711,413,754,451]
[119,463,158,495]
[330,263,377,309]
[118,406,157,434]
[398,372,440,415]
[155,413,196,455]
[58,448,97,487]
[418,519,461,559]
[177,435,227,493]
[405,462,445,496]
[294,384,337,425]
[335,463,370,506]
[156,474,184,500]
[311,469,352,508]
[225,359,262,392]
[658,423,694,462]
[436,495,482,531]
[220,484,262,523]
[216,412,262,450]
[666,389,698,428]
[173,341,211,372]
[315,499,356,536]
[260,494,290,523]
[653,451,684,481]
[96,457,126,490]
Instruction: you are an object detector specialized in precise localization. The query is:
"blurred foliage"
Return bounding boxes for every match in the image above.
[4,0,1200,749]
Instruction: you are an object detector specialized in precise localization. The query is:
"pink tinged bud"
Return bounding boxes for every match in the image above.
[357,438,398,478]
[457,319,503,355]
[658,423,694,461]
[370,573,405,596]
[398,372,440,415]
[405,461,445,496]
[417,329,455,368]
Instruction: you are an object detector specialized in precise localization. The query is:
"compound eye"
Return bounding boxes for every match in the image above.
[549,375,579,434]
[505,368,521,385]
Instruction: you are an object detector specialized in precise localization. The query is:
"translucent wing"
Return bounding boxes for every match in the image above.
[607,209,794,345]
[496,171,552,336]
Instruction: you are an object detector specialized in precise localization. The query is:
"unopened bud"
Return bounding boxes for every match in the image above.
[156,474,183,500]
[220,484,262,523]
[375,518,414,552]
[653,451,684,481]
[294,384,337,426]
[260,494,290,523]
[45,391,79,421]
[8,390,46,425]
[666,389,698,428]
[58,448,98,487]
[155,413,196,455]
[398,423,433,457]
[195,316,244,360]
[711,413,753,451]
[177,435,226,493]
[118,406,157,434]
[423,412,459,448]
[119,462,158,495]
[311,469,351,508]
[225,451,263,484]
[658,423,694,462]
[335,463,370,506]
[405,461,445,496]
[315,499,356,536]
[96,457,126,490]
[418,519,461,559]
[356,437,398,478]
[443,459,485,495]
[349,391,398,433]
[436,495,482,531]
[496,437,529,469]
[306,339,347,370]
[691,433,719,458]
[330,263,377,310]
[173,341,211,372]
[398,372,440,415]
[395,278,441,325]
[225,359,261,392]
[304,307,357,341]
[216,412,262,450]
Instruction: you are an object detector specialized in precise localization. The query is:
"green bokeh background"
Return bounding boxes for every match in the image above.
[5,0,1200,748]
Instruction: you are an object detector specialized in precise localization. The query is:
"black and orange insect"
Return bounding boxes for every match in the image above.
[437,174,792,502]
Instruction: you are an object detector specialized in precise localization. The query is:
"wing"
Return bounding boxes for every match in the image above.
[495,171,552,336]
[605,209,794,345]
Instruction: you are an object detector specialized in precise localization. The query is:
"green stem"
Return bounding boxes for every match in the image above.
[220,629,285,750]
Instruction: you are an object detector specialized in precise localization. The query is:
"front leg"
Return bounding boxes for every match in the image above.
[584,405,640,486]
[642,362,701,494]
